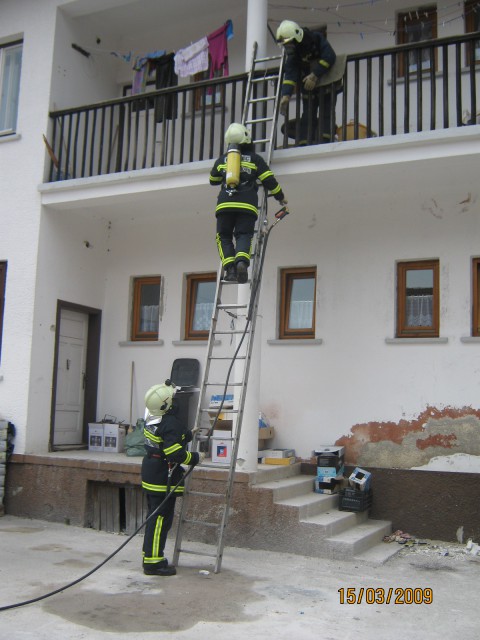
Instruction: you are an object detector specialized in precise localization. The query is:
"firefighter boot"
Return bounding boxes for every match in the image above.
[224,264,237,282]
[143,559,177,576]
[236,260,248,284]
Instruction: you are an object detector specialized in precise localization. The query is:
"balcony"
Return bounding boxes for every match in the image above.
[45,33,479,183]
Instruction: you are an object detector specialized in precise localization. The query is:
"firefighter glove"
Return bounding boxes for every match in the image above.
[279,95,290,116]
[303,73,318,91]
[280,199,288,206]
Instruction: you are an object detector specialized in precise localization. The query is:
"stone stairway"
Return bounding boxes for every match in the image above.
[250,463,400,565]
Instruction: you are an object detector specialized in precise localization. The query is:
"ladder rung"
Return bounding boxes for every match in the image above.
[200,408,239,413]
[188,491,226,498]
[254,54,283,63]
[205,382,244,386]
[177,548,218,558]
[213,329,251,335]
[183,519,220,528]
[252,138,269,144]
[245,116,274,125]
[217,303,248,309]
[252,74,279,83]
[249,96,275,103]
[210,355,246,360]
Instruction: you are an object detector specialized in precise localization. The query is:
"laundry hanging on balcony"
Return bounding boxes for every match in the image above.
[132,49,166,94]
[207,19,233,79]
[150,52,178,122]
[174,37,209,78]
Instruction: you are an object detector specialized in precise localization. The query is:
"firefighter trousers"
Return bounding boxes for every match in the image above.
[142,491,177,566]
[216,209,256,267]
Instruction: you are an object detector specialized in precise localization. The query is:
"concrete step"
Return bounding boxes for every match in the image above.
[325,519,393,559]
[354,541,403,566]
[253,474,316,501]
[275,491,338,519]
[252,462,302,484]
[301,507,369,537]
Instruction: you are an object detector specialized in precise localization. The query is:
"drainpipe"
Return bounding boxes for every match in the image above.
[236,0,269,472]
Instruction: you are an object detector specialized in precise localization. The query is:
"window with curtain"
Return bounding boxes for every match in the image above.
[0,41,22,135]
[465,1,480,65]
[185,273,216,339]
[396,6,437,76]
[0,261,6,362]
[396,260,439,337]
[279,267,316,339]
[131,276,161,341]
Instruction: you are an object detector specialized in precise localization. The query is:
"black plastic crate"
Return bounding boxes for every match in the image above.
[338,488,372,512]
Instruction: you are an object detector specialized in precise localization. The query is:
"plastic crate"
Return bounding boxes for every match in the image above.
[338,488,372,512]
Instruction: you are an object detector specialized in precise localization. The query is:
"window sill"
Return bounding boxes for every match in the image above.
[118,340,164,346]
[172,340,221,346]
[385,337,448,344]
[460,336,480,343]
[267,338,323,346]
[0,132,20,142]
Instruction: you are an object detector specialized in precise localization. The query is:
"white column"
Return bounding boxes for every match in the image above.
[245,0,268,70]
[235,0,269,471]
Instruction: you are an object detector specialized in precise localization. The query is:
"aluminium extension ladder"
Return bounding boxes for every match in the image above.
[172,42,286,574]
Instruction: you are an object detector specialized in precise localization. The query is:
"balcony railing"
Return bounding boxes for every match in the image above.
[46,32,479,182]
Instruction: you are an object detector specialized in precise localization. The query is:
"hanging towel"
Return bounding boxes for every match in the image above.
[207,22,230,78]
[174,37,209,77]
[150,52,178,122]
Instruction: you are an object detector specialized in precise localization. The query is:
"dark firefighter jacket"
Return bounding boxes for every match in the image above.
[281,28,336,97]
[209,147,285,216]
[141,404,199,495]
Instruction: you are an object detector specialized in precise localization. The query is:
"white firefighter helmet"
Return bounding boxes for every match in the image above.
[144,380,177,416]
[276,20,304,44]
[224,122,251,145]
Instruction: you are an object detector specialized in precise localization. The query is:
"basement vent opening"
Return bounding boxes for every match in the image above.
[90,481,147,535]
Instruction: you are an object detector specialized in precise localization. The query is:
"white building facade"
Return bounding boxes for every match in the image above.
[1,0,480,483]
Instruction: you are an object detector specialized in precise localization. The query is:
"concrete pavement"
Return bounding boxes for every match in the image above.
[0,514,478,640]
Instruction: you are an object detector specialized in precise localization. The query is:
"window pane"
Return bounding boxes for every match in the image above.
[405,268,433,327]
[0,44,22,133]
[192,281,215,331]
[139,283,159,333]
[289,278,314,329]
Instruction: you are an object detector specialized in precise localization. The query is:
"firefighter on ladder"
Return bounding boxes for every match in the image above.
[141,380,204,576]
[210,123,288,284]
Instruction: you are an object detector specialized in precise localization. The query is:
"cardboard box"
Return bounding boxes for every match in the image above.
[88,423,104,451]
[103,424,126,453]
[266,448,295,459]
[263,456,296,465]
[211,437,232,464]
[209,394,234,409]
[317,465,345,478]
[314,475,343,494]
[349,467,372,491]
[258,427,274,440]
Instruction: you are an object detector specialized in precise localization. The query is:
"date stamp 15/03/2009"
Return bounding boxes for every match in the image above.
[338,587,433,605]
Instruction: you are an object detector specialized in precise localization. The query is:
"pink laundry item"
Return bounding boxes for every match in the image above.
[207,22,229,78]
[174,37,209,77]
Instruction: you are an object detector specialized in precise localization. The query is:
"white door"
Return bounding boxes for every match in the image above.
[54,309,88,445]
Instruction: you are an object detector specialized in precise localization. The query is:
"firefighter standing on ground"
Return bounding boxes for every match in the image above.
[141,380,203,576]
[277,20,337,144]
[210,123,287,284]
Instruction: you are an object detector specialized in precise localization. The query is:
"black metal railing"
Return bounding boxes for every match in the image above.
[47,32,479,182]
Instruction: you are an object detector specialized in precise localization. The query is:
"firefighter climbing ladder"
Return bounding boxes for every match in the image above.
[172,42,286,573]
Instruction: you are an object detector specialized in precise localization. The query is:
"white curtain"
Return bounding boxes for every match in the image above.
[406,295,433,327]
[193,302,214,331]
[289,301,313,329]
[140,305,159,332]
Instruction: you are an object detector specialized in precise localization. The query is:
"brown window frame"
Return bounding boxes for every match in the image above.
[0,261,6,361]
[465,1,480,67]
[192,64,224,111]
[131,276,161,342]
[396,5,438,77]
[396,259,439,338]
[279,267,316,339]
[472,258,480,336]
[185,272,216,340]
